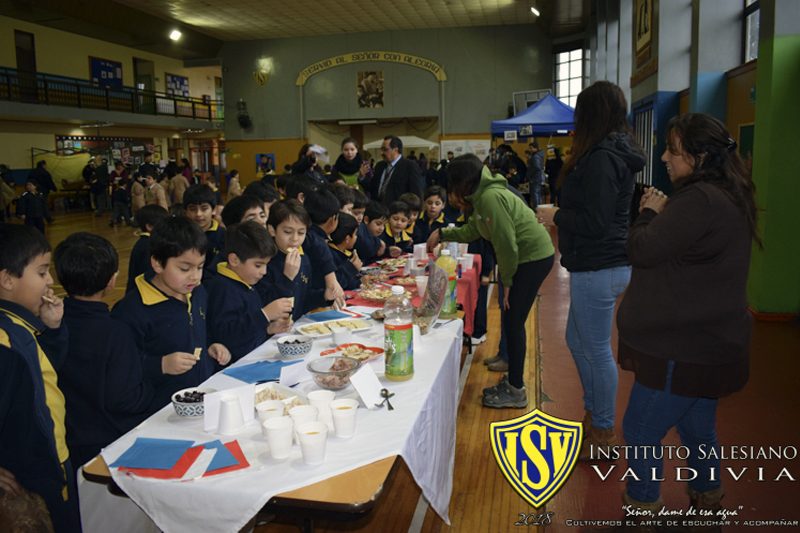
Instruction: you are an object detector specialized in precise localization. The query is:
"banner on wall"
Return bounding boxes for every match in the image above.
[89,57,123,90]
[296,51,447,86]
[440,140,492,162]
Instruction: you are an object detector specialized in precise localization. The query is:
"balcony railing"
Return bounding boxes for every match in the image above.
[0,67,224,122]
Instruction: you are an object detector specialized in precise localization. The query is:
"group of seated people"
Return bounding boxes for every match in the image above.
[0,162,491,532]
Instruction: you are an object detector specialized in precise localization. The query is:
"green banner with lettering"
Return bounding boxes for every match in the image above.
[296,51,447,86]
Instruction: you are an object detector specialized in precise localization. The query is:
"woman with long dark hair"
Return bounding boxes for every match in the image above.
[613,113,759,522]
[332,137,370,190]
[537,81,645,456]
[427,154,554,408]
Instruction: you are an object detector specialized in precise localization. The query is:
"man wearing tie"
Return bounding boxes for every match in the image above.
[369,135,424,205]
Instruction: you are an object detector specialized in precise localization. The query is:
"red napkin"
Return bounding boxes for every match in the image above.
[119,445,204,479]
[203,440,250,477]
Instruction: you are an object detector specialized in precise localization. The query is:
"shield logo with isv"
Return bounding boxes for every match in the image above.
[490,409,583,508]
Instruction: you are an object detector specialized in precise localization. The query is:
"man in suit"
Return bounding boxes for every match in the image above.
[368,135,424,205]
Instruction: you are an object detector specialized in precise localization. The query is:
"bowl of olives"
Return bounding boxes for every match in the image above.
[277,335,313,360]
[171,387,213,417]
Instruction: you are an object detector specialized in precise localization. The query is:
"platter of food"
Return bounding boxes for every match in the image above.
[378,257,407,271]
[254,382,307,409]
[295,318,372,338]
[320,343,384,362]
[359,286,411,303]
[391,276,417,286]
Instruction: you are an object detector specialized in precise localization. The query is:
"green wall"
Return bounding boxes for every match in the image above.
[748,23,800,313]
[219,24,552,139]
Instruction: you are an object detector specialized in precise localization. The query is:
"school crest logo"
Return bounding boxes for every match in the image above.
[490,409,582,508]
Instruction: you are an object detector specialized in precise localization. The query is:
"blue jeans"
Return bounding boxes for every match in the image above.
[623,363,721,502]
[566,265,631,429]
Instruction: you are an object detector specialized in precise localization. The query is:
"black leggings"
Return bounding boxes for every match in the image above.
[502,255,554,388]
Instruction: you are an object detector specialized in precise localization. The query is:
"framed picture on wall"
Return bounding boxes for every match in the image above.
[635,0,653,54]
[165,73,190,97]
[631,0,658,87]
[357,71,383,109]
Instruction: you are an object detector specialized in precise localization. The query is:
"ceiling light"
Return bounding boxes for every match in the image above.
[169,29,182,41]
[530,6,540,17]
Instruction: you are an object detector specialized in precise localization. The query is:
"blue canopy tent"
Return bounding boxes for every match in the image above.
[491,94,575,137]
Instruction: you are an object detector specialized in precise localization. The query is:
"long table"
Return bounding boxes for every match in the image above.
[79,314,462,533]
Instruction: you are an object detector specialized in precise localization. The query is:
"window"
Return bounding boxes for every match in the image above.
[744,0,759,62]
[555,48,583,108]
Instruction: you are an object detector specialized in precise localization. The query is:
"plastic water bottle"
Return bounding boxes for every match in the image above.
[384,285,414,381]
[436,249,458,318]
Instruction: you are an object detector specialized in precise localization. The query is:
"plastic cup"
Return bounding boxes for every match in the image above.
[256,400,285,425]
[289,405,318,442]
[217,396,245,435]
[263,416,293,460]
[307,390,336,432]
[296,421,328,465]
[458,243,469,256]
[415,275,428,296]
[414,243,427,260]
[330,326,353,346]
[463,254,474,270]
[330,399,359,438]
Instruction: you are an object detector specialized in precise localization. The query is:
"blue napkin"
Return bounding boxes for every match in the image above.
[222,360,302,384]
[306,309,353,322]
[109,437,195,470]
[202,440,240,472]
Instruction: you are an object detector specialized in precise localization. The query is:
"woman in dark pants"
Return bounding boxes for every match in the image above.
[612,113,759,527]
[427,154,554,408]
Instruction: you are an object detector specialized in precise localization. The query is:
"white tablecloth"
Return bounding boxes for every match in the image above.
[81,313,461,533]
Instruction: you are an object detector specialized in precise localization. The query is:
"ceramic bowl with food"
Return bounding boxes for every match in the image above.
[306,356,361,391]
[277,335,313,359]
[172,387,214,417]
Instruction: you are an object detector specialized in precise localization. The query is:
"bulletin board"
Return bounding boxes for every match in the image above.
[165,73,190,97]
[89,57,123,90]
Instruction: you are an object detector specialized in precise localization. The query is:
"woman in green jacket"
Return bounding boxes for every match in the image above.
[427,154,554,408]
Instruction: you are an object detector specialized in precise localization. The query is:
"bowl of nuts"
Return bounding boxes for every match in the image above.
[171,388,214,417]
[277,335,313,359]
[306,356,361,391]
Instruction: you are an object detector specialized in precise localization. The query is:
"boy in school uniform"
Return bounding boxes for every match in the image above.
[206,222,293,363]
[330,183,355,214]
[380,201,414,257]
[242,181,280,222]
[300,188,346,309]
[351,189,368,224]
[327,212,362,291]
[126,204,169,293]
[266,200,338,320]
[184,184,226,281]
[112,217,231,409]
[221,194,268,229]
[54,233,157,472]
[398,192,422,237]
[412,185,449,244]
[16,179,47,234]
[355,201,388,266]
[0,224,81,532]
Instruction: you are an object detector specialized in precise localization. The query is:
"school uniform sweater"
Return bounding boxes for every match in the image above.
[355,223,383,266]
[60,298,155,469]
[202,219,226,282]
[112,274,213,408]
[126,233,152,293]
[328,243,361,290]
[206,263,270,363]
[380,226,414,257]
[0,300,70,520]
[412,211,447,244]
[264,247,322,320]
[306,224,336,291]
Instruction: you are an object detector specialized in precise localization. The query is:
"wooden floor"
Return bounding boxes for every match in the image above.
[38,212,800,533]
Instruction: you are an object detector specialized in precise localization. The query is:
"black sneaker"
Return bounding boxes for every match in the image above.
[483,379,528,409]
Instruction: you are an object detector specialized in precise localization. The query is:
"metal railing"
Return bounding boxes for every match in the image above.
[0,67,224,121]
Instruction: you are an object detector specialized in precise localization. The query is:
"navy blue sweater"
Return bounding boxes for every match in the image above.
[328,243,361,290]
[355,223,383,266]
[202,220,226,282]
[206,263,270,363]
[112,274,213,409]
[126,233,152,293]
[379,226,414,257]
[412,211,447,244]
[264,247,322,320]
[306,224,336,291]
[60,298,155,469]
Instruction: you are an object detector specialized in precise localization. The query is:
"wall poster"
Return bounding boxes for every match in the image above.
[357,71,384,109]
[165,73,190,97]
[89,57,123,90]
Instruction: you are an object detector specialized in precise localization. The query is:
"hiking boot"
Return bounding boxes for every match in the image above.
[687,487,723,533]
[487,359,509,372]
[483,374,509,396]
[484,354,503,366]
[579,426,616,461]
[483,379,527,409]
[582,410,592,432]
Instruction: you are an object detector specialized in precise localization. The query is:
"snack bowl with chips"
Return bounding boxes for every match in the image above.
[277,335,314,359]
[307,356,361,391]
[172,387,216,417]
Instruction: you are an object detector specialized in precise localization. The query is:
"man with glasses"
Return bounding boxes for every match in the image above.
[368,135,424,205]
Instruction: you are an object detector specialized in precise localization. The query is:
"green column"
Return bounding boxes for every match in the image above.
[748,0,800,314]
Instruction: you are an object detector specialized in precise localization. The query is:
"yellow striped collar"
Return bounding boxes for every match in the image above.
[135,274,193,307]
[421,212,445,224]
[385,226,412,241]
[217,262,251,288]
[208,219,220,232]
[328,242,353,257]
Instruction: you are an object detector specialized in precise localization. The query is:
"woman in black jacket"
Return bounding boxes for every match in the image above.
[614,113,759,522]
[537,81,645,456]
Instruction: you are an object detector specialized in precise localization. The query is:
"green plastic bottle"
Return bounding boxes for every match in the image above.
[436,249,458,318]
[384,285,414,381]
